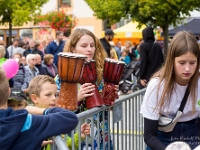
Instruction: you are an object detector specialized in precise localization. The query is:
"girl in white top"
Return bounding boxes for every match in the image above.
[140,31,200,150]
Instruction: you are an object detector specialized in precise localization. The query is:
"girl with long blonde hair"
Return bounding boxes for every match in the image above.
[56,28,116,149]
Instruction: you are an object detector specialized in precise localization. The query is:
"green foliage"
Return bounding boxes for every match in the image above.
[130,0,200,29]
[84,0,129,25]
[129,0,200,54]
[0,0,49,26]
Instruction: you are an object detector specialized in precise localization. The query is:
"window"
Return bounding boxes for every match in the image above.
[60,0,71,6]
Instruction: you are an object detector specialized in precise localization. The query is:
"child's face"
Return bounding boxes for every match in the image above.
[122,51,126,57]
[174,51,197,85]
[8,100,27,111]
[74,34,96,61]
[33,82,58,108]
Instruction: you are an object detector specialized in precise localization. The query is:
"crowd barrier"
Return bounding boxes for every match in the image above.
[53,89,146,150]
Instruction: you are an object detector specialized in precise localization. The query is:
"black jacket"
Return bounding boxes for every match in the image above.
[35,64,47,75]
[100,37,110,57]
[23,48,44,60]
[139,27,164,82]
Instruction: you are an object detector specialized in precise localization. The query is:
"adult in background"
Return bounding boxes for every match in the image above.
[24,54,39,84]
[100,29,115,58]
[12,53,29,91]
[0,45,14,87]
[21,56,27,66]
[7,37,19,58]
[0,40,9,58]
[14,41,26,55]
[124,41,136,61]
[46,31,65,67]
[42,54,57,78]
[139,27,164,89]
[44,35,54,54]
[114,41,122,59]
[35,54,47,75]
[23,39,44,60]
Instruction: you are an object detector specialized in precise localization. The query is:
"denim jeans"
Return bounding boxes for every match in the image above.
[146,118,200,150]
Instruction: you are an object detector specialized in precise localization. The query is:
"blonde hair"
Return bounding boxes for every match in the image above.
[13,53,23,58]
[122,49,129,56]
[0,40,5,46]
[63,28,107,84]
[153,31,200,113]
[198,42,200,50]
[125,41,132,48]
[44,54,54,64]
[0,67,9,105]
[26,75,56,97]
[0,45,5,57]
[26,54,36,65]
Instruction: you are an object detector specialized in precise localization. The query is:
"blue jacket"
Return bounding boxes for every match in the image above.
[46,41,65,67]
[0,107,78,150]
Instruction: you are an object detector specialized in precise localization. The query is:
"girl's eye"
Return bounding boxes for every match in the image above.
[179,62,185,65]
[46,94,51,96]
[55,93,59,98]
[190,62,195,65]
[18,104,23,107]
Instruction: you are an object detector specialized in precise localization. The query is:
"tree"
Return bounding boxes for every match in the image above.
[84,0,129,29]
[129,0,200,55]
[0,0,49,45]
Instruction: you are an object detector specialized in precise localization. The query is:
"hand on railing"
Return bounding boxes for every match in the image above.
[41,140,53,147]
[81,123,90,139]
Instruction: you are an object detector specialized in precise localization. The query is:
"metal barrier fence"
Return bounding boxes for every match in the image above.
[53,89,146,150]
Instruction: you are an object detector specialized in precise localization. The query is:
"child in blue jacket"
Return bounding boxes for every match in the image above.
[0,67,78,150]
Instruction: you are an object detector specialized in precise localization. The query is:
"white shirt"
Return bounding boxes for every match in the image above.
[7,45,18,58]
[140,77,200,122]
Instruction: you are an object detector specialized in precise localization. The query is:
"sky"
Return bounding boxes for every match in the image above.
[189,10,200,17]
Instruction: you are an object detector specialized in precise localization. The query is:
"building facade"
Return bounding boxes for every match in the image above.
[0,0,103,46]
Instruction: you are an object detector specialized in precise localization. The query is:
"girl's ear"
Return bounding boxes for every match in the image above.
[30,94,38,104]
[71,46,75,53]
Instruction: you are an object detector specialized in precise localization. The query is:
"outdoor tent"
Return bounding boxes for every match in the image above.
[168,18,200,37]
[113,22,146,45]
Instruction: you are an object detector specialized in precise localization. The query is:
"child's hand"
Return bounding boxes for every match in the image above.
[114,85,119,95]
[78,83,95,102]
[41,140,53,147]
[81,123,90,139]
[140,79,147,87]
[25,106,46,115]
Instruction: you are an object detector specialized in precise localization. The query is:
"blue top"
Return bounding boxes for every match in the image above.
[46,41,65,67]
[120,56,131,64]
[0,107,78,150]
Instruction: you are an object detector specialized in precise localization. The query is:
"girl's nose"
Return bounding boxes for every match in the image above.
[185,64,190,71]
[87,46,92,51]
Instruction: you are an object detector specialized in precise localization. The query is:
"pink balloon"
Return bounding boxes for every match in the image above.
[1,59,19,78]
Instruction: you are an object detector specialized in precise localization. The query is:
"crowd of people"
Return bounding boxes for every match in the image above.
[2,26,200,150]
